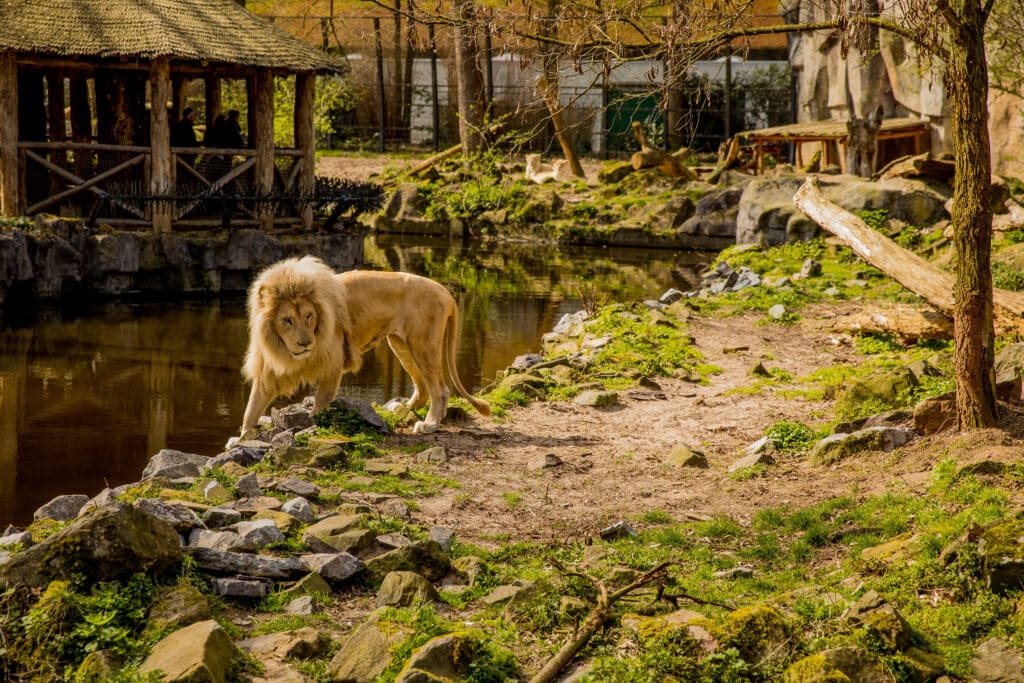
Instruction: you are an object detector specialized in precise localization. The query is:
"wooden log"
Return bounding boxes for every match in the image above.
[25,150,145,218]
[0,51,20,217]
[46,70,66,198]
[204,77,222,132]
[150,58,173,232]
[25,153,143,214]
[253,68,275,231]
[794,176,1024,332]
[294,72,316,229]
[707,135,740,184]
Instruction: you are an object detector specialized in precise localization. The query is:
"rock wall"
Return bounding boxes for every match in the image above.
[0,219,366,304]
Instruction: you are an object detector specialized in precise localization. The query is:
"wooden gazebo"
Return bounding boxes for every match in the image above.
[0,0,340,231]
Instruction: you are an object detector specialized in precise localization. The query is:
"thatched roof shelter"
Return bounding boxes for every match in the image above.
[0,0,342,231]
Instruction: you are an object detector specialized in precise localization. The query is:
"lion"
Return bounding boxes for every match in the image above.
[229,256,490,445]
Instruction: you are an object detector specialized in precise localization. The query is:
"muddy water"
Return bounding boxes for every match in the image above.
[0,236,710,526]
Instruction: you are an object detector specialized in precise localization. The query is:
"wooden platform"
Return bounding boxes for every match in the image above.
[740,117,931,174]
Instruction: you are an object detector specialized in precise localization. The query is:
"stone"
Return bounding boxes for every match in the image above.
[75,649,122,681]
[599,520,637,540]
[188,530,256,553]
[184,548,305,579]
[203,507,243,529]
[914,394,956,435]
[722,604,790,666]
[622,608,718,654]
[253,509,304,534]
[809,427,914,466]
[971,637,1024,682]
[364,461,409,477]
[207,444,267,469]
[302,515,370,553]
[301,552,365,584]
[271,403,315,430]
[482,580,533,606]
[377,533,414,549]
[328,397,391,434]
[142,449,211,480]
[365,540,452,583]
[860,533,920,565]
[234,496,284,514]
[510,353,544,370]
[380,499,412,520]
[768,303,787,320]
[147,585,212,631]
[994,342,1024,384]
[729,450,774,472]
[280,497,316,524]
[396,631,499,683]
[284,595,317,616]
[78,488,119,517]
[267,445,344,469]
[842,590,912,650]
[0,503,182,588]
[429,527,455,553]
[415,446,448,464]
[452,556,489,586]
[574,390,619,407]
[782,646,892,682]
[660,288,685,304]
[978,520,1024,594]
[230,519,286,548]
[0,531,31,548]
[744,436,776,457]
[235,472,263,498]
[239,627,331,660]
[276,476,320,498]
[202,481,233,505]
[598,161,636,184]
[139,620,239,683]
[667,444,709,468]
[799,258,822,278]
[714,566,754,580]
[284,571,333,598]
[528,453,563,471]
[33,494,89,522]
[327,608,413,682]
[553,310,588,335]
[134,499,206,533]
[835,367,918,417]
[210,577,272,599]
[377,571,441,607]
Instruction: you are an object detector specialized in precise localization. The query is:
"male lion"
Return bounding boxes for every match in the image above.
[229,256,490,445]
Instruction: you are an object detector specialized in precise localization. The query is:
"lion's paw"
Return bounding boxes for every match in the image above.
[413,420,439,434]
[225,436,241,450]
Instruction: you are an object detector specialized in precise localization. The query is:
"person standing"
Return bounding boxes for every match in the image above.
[171,107,199,166]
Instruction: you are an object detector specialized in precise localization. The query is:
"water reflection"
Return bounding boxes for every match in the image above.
[0,236,710,526]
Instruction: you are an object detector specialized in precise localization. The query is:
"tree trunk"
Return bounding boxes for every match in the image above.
[453,0,486,155]
[150,58,173,233]
[946,4,997,429]
[294,73,316,230]
[253,69,275,231]
[537,0,585,178]
[0,51,20,217]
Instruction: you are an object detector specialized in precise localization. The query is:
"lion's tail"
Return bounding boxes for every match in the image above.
[444,303,491,417]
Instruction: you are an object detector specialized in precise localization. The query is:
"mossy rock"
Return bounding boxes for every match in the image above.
[365,540,451,583]
[147,584,212,632]
[720,604,791,665]
[597,162,635,184]
[327,608,413,682]
[843,590,912,652]
[395,629,517,683]
[74,650,121,682]
[978,519,1024,594]
[782,647,893,682]
[834,367,917,418]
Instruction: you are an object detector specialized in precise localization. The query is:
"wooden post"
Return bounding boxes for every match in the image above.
[69,74,92,188]
[0,51,20,217]
[172,75,189,121]
[428,22,440,152]
[205,76,222,132]
[294,72,315,230]
[253,68,275,231]
[374,18,387,152]
[46,70,66,198]
[150,58,172,233]
[246,75,257,148]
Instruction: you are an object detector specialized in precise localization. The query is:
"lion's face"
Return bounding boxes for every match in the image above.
[269,297,320,358]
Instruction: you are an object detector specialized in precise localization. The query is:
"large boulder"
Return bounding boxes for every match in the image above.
[375,183,452,235]
[834,367,918,418]
[139,620,240,683]
[377,571,441,608]
[978,519,1024,594]
[809,427,914,466]
[364,540,451,583]
[676,186,743,250]
[783,646,893,682]
[327,608,413,682]
[0,502,181,588]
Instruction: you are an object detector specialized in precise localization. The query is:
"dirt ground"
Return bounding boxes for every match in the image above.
[316,155,1024,549]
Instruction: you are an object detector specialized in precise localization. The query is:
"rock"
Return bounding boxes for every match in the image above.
[327,608,413,683]
[527,453,563,471]
[202,507,243,529]
[303,515,370,553]
[239,626,332,660]
[835,367,918,417]
[365,540,452,583]
[267,444,345,469]
[660,288,686,304]
[714,566,754,580]
[254,509,304,534]
[971,637,1024,682]
[75,649,122,681]
[235,472,263,498]
[451,556,489,586]
[667,444,709,468]
[768,303,787,320]
[744,436,776,457]
[676,187,742,251]
[188,530,256,553]
[622,608,718,654]
[229,519,286,548]
[271,404,315,430]
[284,571,333,598]
[33,494,90,521]
[510,353,544,369]
[0,531,31,548]
[147,585,212,631]
[721,604,790,666]
[396,631,503,683]
[142,449,211,479]
[276,476,320,499]
[284,595,317,616]
[280,497,316,524]
[799,258,822,278]
[364,461,409,476]
[134,499,206,533]
[860,533,920,565]
[377,571,441,607]
[0,502,182,588]
[782,646,893,682]
[139,620,239,683]
[599,520,637,540]
[842,589,912,650]
[326,397,391,434]
[994,342,1024,384]
[729,450,774,472]
[207,444,267,469]
[978,520,1024,594]
[301,552,365,584]
[415,446,448,464]
[78,488,120,517]
[913,394,956,435]
[598,161,636,184]
[429,527,455,553]
[184,548,305,579]
[376,533,414,549]
[210,577,272,599]
[574,390,619,407]
[809,427,915,466]
[749,361,772,377]
[380,499,412,520]
[234,496,284,514]
[553,310,588,335]
[202,481,233,505]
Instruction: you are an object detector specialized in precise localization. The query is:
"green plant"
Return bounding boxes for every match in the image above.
[857,208,890,232]
[764,420,820,452]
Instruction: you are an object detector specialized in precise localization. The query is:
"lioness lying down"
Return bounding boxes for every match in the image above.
[229,256,490,445]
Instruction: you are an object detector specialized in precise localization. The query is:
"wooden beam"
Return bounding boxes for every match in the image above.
[0,51,20,217]
[205,77,222,132]
[172,75,189,122]
[294,72,315,229]
[24,150,145,218]
[46,70,66,198]
[253,68,275,231]
[25,152,143,214]
[150,58,173,232]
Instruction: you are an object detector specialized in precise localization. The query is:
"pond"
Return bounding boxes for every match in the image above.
[0,235,711,527]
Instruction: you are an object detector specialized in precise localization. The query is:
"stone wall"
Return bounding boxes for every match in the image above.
[0,219,366,304]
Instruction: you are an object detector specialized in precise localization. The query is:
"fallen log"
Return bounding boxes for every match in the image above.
[629,121,697,180]
[831,306,954,343]
[707,135,740,184]
[793,176,1024,333]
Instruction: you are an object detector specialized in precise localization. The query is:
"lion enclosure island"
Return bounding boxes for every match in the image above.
[6,0,1024,682]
